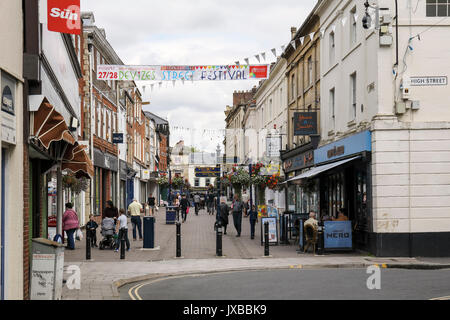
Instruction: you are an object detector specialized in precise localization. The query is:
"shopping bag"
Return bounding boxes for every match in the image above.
[76,228,83,241]
[186,207,190,214]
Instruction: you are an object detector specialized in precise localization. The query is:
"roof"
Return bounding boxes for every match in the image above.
[144,111,168,125]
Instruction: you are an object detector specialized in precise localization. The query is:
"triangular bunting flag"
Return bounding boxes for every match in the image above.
[172,80,176,87]
[244,58,249,65]
[290,40,296,50]
[150,84,154,92]
[341,17,347,27]
[332,25,336,32]
[300,37,305,45]
[281,45,286,52]
[255,54,260,63]
[271,48,277,57]
[158,82,162,89]
[261,52,266,61]
[142,86,146,93]
[320,29,325,38]
[235,61,240,66]
[309,32,315,41]
[353,14,359,23]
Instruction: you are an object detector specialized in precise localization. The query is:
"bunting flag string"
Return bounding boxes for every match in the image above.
[254,54,260,63]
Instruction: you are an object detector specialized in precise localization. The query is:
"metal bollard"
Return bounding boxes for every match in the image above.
[120,230,125,260]
[86,229,91,260]
[176,222,181,257]
[216,224,222,257]
[264,221,269,256]
[317,224,324,255]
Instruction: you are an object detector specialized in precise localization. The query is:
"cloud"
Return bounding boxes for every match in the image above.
[81,0,316,152]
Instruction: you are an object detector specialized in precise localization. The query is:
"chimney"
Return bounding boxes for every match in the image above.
[291,27,297,40]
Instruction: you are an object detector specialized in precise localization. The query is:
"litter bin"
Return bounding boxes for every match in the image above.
[166,206,177,224]
[143,216,155,248]
[30,238,65,300]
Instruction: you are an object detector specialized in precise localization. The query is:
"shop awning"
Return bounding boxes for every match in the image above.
[284,156,361,184]
[62,142,94,179]
[33,99,75,149]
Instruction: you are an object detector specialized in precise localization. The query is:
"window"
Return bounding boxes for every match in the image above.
[350,7,357,45]
[195,178,200,187]
[206,178,210,186]
[291,74,296,100]
[308,56,313,86]
[102,107,106,139]
[329,32,335,65]
[350,73,357,120]
[426,0,450,17]
[330,88,335,130]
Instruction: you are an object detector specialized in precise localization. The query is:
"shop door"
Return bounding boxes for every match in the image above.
[1,148,6,300]
[126,179,134,208]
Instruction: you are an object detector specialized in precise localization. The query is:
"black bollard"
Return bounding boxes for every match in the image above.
[86,229,91,260]
[176,222,181,257]
[264,221,269,256]
[317,223,324,255]
[120,230,125,260]
[216,223,222,257]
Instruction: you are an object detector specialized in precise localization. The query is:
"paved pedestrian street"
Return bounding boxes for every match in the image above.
[65,206,309,262]
[61,207,450,300]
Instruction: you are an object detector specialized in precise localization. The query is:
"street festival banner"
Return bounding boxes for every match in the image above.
[97,65,269,81]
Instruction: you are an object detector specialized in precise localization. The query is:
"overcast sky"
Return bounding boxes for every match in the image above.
[81,0,316,152]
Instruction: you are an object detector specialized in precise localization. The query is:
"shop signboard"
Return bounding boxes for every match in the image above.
[266,135,281,158]
[258,205,267,217]
[294,112,317,136]
[283,150,314,173]
[261,217,278,244]
[47,0,81,35]
[195,166,220,177]
[314,130,371,165]
[323,221,352,249]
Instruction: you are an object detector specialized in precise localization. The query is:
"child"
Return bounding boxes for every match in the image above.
[115,209,130,252]
[86,214,98,247]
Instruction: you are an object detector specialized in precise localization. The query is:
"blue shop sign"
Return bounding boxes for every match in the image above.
[324,221,352,249]
[314,130,371,165]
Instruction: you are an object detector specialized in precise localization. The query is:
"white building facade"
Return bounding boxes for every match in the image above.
[316,0,450,256]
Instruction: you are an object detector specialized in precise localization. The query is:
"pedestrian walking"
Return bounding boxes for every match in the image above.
[147,193,156,215]
[180,194,190,222]
[249,205,258,239]
[115,209,130,252]
[194,193,200,215]
[232,195,243,237]
[128,199,143,240]
[62,202,79,250]
[85,214,98,247]
[219,198,230,234]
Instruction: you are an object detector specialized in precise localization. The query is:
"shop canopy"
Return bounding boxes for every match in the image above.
[61,142,94,179]
[283,156,361,184]
[33,99,76,149]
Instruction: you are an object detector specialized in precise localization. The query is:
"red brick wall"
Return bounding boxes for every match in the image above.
[159,134,168,172]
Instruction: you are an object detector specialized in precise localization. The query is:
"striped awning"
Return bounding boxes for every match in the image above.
[33,99,75,149]
[62,142,94,179]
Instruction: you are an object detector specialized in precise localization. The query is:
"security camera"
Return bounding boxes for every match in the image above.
[362,13,372,29]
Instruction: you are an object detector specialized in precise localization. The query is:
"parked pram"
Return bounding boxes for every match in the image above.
[99,217,118,250]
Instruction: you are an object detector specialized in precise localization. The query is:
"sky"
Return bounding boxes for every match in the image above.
[81,0,317,152]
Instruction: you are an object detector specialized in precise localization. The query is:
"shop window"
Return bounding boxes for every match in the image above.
[195,178,200,187]
[326,172,345,218]
[287,185,296,211]
[355,168,368,229]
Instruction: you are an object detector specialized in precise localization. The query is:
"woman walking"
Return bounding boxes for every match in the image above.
[62,202,79,250]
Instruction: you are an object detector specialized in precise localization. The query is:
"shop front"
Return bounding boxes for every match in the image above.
[94,148,118,216]
[313,130,372,251]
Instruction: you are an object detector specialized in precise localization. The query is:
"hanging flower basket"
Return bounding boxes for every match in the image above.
[62,175,89,194]
[229,167,250,187]
[172,176,185,189]
[157,176,169,187]
[267,173,283,190]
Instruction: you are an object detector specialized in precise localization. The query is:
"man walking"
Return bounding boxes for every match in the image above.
[232,195,243,237]
[180,194,190,222]
[128,199,143,241]
[194,193,200,215]
[219,198,230,234]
